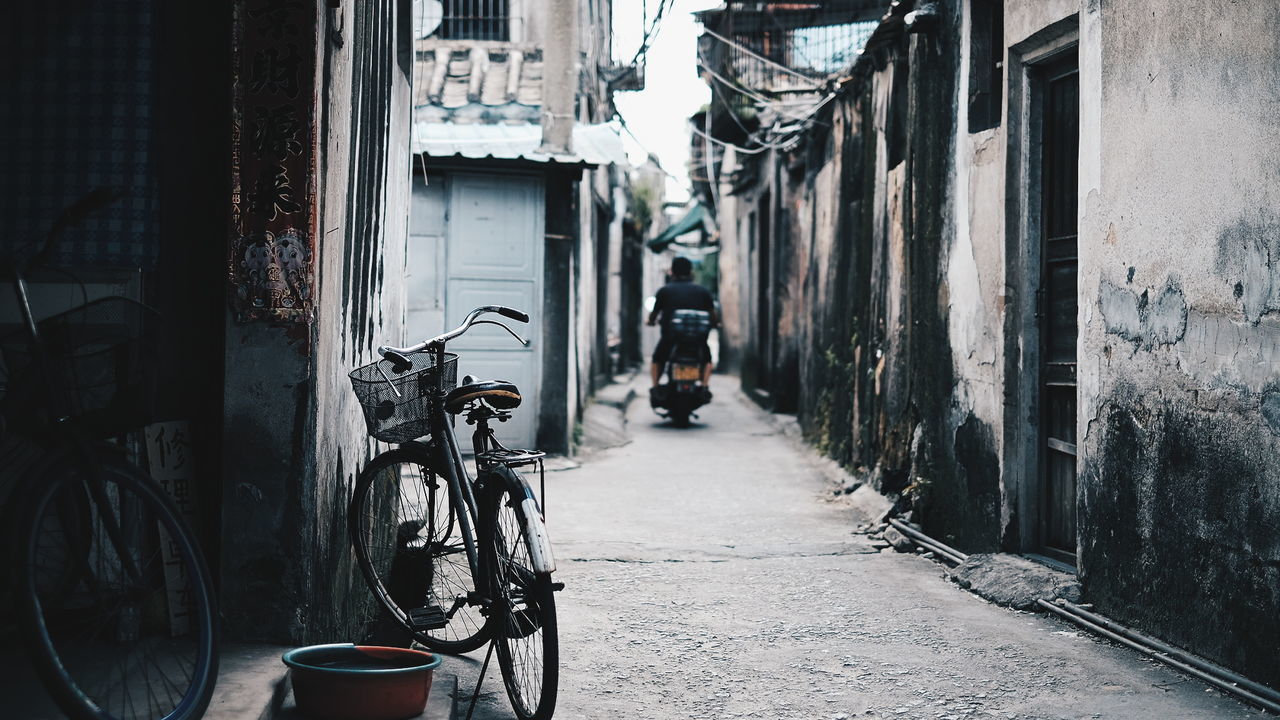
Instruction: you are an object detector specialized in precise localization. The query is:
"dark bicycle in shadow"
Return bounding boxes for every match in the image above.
[0,190,219,720]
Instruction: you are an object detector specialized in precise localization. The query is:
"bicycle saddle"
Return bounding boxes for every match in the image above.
[445,376,522,414]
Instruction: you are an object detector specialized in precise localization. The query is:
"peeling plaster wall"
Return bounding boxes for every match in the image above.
[721,2,968,545]
[1077,0,1280,687]
[716,0,1280,687]
[958,0,1082,553]
[715,148,745,372]
[221,0,412,643]
[308,0,414,645]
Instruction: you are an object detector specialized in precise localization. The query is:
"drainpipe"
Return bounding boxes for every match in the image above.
[540,0,578,155]
[1038,599,1280,714]
[886,520,1280,714]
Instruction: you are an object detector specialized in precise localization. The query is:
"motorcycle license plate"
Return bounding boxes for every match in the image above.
[672,365,701,381]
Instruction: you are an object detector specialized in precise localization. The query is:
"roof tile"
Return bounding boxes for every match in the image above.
[414,42,546,123]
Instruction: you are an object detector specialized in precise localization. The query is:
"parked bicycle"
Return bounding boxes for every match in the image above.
[1,190,219,720]
[348,306,559,720]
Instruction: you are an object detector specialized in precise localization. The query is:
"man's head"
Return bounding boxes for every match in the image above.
[671,256,693,279]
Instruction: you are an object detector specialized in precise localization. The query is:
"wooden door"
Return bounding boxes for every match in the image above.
[1038,59,1079,563]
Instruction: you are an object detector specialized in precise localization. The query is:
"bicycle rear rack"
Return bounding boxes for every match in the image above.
[476,448,544,467]
[476,449,548,520]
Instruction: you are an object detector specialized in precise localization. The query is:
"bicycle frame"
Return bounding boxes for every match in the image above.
[4,187,124,428]
[427,375,485,578]
[383,311,554,608]
[8,262,66,426]
[8,255,142,571]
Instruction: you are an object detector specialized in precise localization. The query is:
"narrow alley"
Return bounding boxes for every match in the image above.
[7,3,1280,719]
[453,379,1262,720]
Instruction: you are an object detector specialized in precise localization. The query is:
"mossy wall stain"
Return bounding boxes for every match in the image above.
[770,4,985,549]
[1214,213,1280,324]
[1082,394,1280,687]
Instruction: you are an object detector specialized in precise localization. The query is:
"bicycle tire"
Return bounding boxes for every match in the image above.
[17,454,219,720]
[482,468,559,720]
[2,445,91,608]
[349,444,489,653]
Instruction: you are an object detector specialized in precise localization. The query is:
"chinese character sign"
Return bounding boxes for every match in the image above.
[146,421,197,637]
[228,1,316,322]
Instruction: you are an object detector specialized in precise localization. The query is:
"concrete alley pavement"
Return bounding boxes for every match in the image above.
[456,377,1263,720]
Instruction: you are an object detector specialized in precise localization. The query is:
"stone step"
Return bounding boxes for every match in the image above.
[204,643,291,720]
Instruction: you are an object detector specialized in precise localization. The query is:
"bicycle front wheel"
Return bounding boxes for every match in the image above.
[349,445,489,653]
[484,472,559,720]
[17,455,219,720]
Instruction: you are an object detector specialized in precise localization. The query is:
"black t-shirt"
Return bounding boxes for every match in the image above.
[653,279,715,330]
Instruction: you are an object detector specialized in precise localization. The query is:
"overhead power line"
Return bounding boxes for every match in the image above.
[688,79,842,158]
[698,25,823,87]
[627,0,676,67]
[696,60,835,124]
[689,125,772,155]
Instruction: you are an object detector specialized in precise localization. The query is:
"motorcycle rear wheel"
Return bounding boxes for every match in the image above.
[668,394,691,427]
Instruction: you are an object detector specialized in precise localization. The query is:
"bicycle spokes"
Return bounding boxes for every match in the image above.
[351,453,489,651]
[25,469,215,720]
[489,488,557,719]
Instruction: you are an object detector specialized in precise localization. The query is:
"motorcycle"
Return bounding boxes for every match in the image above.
[651,309,713,427]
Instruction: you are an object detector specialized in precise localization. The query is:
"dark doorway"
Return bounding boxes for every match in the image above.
[756,194,773,394]
[1037,57,1079,564]
[595,204,612,387]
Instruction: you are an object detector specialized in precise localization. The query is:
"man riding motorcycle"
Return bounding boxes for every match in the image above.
[647,256,717,406]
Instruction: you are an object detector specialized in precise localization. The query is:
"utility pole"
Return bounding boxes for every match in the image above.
[540,0,578,154]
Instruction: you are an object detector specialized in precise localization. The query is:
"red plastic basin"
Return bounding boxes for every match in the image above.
[282,643,442,720]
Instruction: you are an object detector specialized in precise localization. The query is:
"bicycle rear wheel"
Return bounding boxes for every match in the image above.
[349,445,488,653]
[483,472,558,720]
[17,455,219,720]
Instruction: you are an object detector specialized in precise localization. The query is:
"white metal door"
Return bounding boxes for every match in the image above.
[444,173,543,449]
[406,174,447,344]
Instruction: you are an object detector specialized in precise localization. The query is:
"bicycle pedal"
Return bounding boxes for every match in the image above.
[550,582,565,592]
[408,605,449,630]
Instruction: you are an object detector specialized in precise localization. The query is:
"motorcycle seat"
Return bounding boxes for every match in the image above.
[444,377,522,415]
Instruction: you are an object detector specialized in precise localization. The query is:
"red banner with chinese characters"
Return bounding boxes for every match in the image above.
[228,1,317,323]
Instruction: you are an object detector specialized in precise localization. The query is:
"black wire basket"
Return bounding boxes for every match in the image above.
[349,352,458,443]
[0,296,159,435]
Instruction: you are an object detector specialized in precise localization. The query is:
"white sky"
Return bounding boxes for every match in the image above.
[611,0,721,203]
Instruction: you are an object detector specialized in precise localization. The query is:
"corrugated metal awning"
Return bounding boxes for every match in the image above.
[648,201,712,252]
[411,122,629,167]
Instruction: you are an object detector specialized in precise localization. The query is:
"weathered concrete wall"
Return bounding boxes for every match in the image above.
[221,0,412,643]
[947,0,1082,551]
[722,3,968,542]
[715,0,1280,689]
[948,0,1006,553]
[618,161,665,368]
[309,0,414,644]
[1076,0,1280,687]
[713,148,744,372]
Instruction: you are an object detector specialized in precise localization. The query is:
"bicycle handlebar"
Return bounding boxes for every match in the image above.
[378,305,530,360]
[494,306,529,323]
